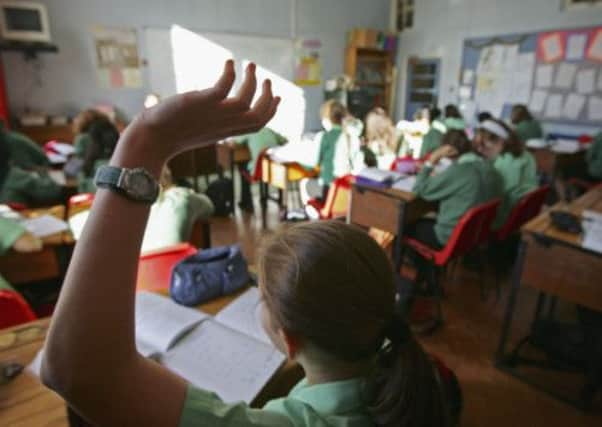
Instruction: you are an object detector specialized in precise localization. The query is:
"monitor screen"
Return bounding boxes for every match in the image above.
[5,7,42,32]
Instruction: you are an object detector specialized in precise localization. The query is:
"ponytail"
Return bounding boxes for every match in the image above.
[367,314,450,427]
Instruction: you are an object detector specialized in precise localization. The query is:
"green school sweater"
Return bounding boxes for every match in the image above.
[515,119,543,142]
[443,117,466,131]
[420,120,446,158]
[235,128,287,173]
[413,153,503,244]
[73,133,93,158]
[4,130,49,169]
[0,215,28,292]
[318,127,343,186]
[586,133,602,180]
[0,166,62,205]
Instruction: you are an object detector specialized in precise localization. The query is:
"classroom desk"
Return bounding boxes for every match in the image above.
[0,288,303,427]
[496,186,602,407]
[168,145,219,192]
[0,206,74,285]
[259,155,317,228]
[347,182,435,272]
[216,141,252,215]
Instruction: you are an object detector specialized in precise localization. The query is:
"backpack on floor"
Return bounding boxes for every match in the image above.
[206,177,233,216]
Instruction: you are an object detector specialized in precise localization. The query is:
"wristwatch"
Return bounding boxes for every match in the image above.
[94,165,160,204]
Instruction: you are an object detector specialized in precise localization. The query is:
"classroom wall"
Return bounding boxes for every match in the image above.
[3,0,390,131]
[395,0,602,135]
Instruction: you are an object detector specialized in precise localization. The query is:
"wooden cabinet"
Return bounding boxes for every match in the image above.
[345,47,395,114]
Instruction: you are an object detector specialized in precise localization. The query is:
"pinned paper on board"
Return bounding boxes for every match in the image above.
[509,53,534,103]
[566,34,587,61]
[528,89,548,114]
[554,63,577,89]
[576,69,596,94]
[92,26,142,89]
[459,86,472,99]
[544,94,563,118]
[462,69,475,85]
[586,29,602,62]
[562,93,586,120]
[535,64,554,88]
[538,32,565,63]
[589,96,602,121]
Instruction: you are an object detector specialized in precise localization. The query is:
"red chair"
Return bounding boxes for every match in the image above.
[137,243,198,292]
[403,199,501,325]
[306,174,353,219]
[493,186,550,241]
[0,289,37,329]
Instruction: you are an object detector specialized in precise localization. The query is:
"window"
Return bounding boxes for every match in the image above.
[563,0,602,9]
[391,0,414,32]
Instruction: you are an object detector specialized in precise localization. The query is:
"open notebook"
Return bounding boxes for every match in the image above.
[135,289,285,404]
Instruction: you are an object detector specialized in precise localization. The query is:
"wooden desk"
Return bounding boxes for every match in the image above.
[168,145,219,192]
[259,156,317,228]
[0,206,74,285]
[529,147,586,178]
[347,182,435,272]
[496,186,602,407]
[216,141,252,215]
[0,289,303,427]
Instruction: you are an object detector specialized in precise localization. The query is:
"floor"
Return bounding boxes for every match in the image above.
[211,202,602,427]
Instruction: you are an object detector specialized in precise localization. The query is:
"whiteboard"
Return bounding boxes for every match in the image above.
[143,26,305,141]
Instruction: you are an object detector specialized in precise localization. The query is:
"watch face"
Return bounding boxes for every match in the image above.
[123,168,158,201]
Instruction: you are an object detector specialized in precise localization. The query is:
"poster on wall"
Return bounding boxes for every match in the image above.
[294,39,322,86]
[93,26,142,89]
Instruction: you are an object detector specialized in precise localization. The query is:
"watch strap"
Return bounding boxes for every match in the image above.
[94,165,123,189]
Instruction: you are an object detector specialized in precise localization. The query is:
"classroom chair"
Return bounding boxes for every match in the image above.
[137,243,198,292]
[493,186,550,242]
[306,174,353,220]
[402,199,501,327]
[0,289,37,329]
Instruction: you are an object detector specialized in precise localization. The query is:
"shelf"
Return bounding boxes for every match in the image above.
[0,40,58,59]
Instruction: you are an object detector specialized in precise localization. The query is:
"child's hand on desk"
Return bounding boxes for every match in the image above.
[117,60,280,175]
[13,232,43,253]
[429,145,458,165]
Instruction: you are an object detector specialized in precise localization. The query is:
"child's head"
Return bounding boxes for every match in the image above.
[442,129,471,158]
[429,106,442,124]
[477,111,493,123]
[72,109,108,135]
[258,221,448,426]
[510,104,532,125]
[320,100,347,130]
[365,108,397,153]
[444,104,462,119]
[82,118,120,177]
[475,118,523,160]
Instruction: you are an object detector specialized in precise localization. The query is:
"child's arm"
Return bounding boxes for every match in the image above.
[42,61,279,427]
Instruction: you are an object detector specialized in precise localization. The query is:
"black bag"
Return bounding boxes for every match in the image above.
[206,177,233,216]
[170,245,250,306]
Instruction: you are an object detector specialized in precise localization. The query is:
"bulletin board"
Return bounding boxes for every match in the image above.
[458,25,602,126]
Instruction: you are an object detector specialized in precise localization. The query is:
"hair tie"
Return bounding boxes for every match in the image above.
[479,120,509,140]
[385,313,412,344]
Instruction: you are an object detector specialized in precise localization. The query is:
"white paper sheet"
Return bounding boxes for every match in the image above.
[566,34,587,61]
[511,53,535,103]
[554,63,577,89]
[459,85,472,99]
[588,96,602,121]
[562,93,586,120]
[535,64,554,88]
[21,215,69,238]
[551,139,581,154]
[46,152,67,165]
[582,218,602,255]
[215,287,272,346]
[392,176,417,193]
[48,170,66,186]
[544,94,563,118]
[529,89,548,114]
[462,69,474,85]
[576,69,596,94]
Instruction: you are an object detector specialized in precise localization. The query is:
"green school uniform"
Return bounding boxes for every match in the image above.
[77,159,109,193]
[4,129,49,170]
[235,128,287,174]
[0,217,27,292]
[420,120,446,158]
[443,117,466,131]
[0,166,63,205]
[73,133,93,158]
[179,378,371,427]
[413,153,503,244]
[515,119,543,143]
[586,133,602,180]
[493,151,538,227]
[141,186,214,252]
[318,127,343,186]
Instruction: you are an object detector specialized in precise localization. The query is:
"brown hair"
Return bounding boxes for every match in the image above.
[320,100,347,125]
[442,129,472,156]
[444,104,462,119]
[259,221,449,427]
[510,104,532,125]
[72,109,108,134]
[481,118,524,157]
[82,117,120,176]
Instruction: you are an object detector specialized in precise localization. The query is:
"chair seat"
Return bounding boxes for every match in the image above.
[404,236,446,265]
